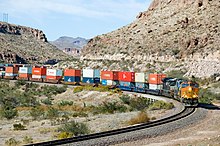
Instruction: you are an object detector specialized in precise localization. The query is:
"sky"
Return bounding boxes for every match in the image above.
[0,0,152,41]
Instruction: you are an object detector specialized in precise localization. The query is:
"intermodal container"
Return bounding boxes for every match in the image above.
[83,69,100,78]
[119,81,135,91]
[0,71,5,76]
[64,69,81,77]
[5,66,19,74]
[64,76,81,82]
[101,71,119,80]
[148,74,166,84]
[19,73,32,78]
[149,84,163,90]
[46,69,63,76]
[135,73,148,83]
[5,73,17,77]
[118,71,135,82]
[101,80,119,86]
[135,82,148,89]
[32,75,46,79]
[32,67,47,75]
[5,64,13,67]
[82,77,100,84]
[19,67,32,74]
[46,76,62,80]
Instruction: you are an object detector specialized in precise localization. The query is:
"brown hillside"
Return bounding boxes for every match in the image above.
[81,0,220,78]
[0,22,70,64]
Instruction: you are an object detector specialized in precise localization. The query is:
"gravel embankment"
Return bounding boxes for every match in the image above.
[62,107,207,146]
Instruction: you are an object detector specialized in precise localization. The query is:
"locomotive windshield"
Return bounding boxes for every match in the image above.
[181,83,189,88]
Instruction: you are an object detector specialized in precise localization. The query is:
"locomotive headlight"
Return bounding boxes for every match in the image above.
[188,87,192,92]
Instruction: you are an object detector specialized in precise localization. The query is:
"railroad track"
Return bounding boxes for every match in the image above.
[27,107,196,146]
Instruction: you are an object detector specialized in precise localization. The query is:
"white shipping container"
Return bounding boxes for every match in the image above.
[106,80,118,86]
[83,69,94,78]
[19,67,28,74]
[149,84,163,90]
[135,73,145,83]
[5,73,17,76]
[32,75,46,79]
[46,69,63,76]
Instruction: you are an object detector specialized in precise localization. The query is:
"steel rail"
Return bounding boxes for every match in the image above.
[26,107,195,146]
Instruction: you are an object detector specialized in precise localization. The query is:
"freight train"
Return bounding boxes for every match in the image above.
[0,64,199,106]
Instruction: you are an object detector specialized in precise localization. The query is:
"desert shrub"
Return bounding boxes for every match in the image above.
[93,101,127,114]
[41,98,53,105]
[5,138,21,146]
[58,121,89,136]
[22,136,33,144]
[58,100,73,106]
[72,111,88,117]
[119,95,131,105]
[57,132,73,139]
[199,88,220,104]
[29,106,45,120]
[13,123,26,130]
[73,86,84,93]
[15,80,26,87]
[149,100,174,110]
[2,107,18,120]
[46,107,59,119]
[128,111,150,125]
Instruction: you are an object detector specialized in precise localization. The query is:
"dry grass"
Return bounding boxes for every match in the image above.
[127,111,150,125]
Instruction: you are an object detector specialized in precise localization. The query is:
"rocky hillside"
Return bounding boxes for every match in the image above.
[0,22,70,64]
[50,36,88,50]
[81,0,220,78]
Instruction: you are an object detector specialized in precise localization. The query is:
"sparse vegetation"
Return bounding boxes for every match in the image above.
[58,121,90,137]
[73,85,121,94]
[5,138,21,146]
[13,123,26,130]
[149,100,174,110]
[128,111,150,125]
[22,136,33,144]
[29,106,45,120]
[199,88,220,104]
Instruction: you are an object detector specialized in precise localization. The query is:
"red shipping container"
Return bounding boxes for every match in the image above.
[118,71,135,82]
[19,73,32,78]
[64,69,81,77]
[32,67,46,75]
[46,76,62,80]
[101,71,119,80]
[148,74,166,84]
[5,67,19,74]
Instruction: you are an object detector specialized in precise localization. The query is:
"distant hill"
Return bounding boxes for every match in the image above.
[50,36,88,50]
[0,21,71,64]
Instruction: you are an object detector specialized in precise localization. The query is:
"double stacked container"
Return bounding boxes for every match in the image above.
[135,73,148,92]
[82,69,100,84]
[148,74,166,90]
[118,71,135,91]
[5,64,21,79]
[18,65,32,80]
[101,71,119,86]
[31,66,47,82]
[0,64,5,78]
[64,69,81,84]
[45,69,63,83]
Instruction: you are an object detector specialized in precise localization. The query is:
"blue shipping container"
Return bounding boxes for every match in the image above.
[82,77,100,84]
[64,76,81,82]
[94,69,100,78]
[102,79,107,85]
[119,81,135,91]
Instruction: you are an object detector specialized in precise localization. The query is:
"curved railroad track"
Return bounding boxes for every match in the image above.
[27,107,196,146]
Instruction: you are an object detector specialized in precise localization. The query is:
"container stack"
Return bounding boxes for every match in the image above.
[135,73,148,92]
[101,71,119,86]
[82,69,100,84]
[64,69,81,84]
[118,71,135,91]
[5,65,19,79]
[31,66,47,82]
[18,66,32,80]
[45,69,63,83]
[148,73,166,90]
[0,64,5,78]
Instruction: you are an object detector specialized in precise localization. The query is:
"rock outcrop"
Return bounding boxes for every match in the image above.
[0,22,70,64]
[81,0,220,78]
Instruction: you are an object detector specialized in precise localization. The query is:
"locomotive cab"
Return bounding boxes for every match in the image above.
[179,81,199,106]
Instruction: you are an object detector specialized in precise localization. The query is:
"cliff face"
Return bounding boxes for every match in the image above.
[0,22,70,64]
[81,0,220,78]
